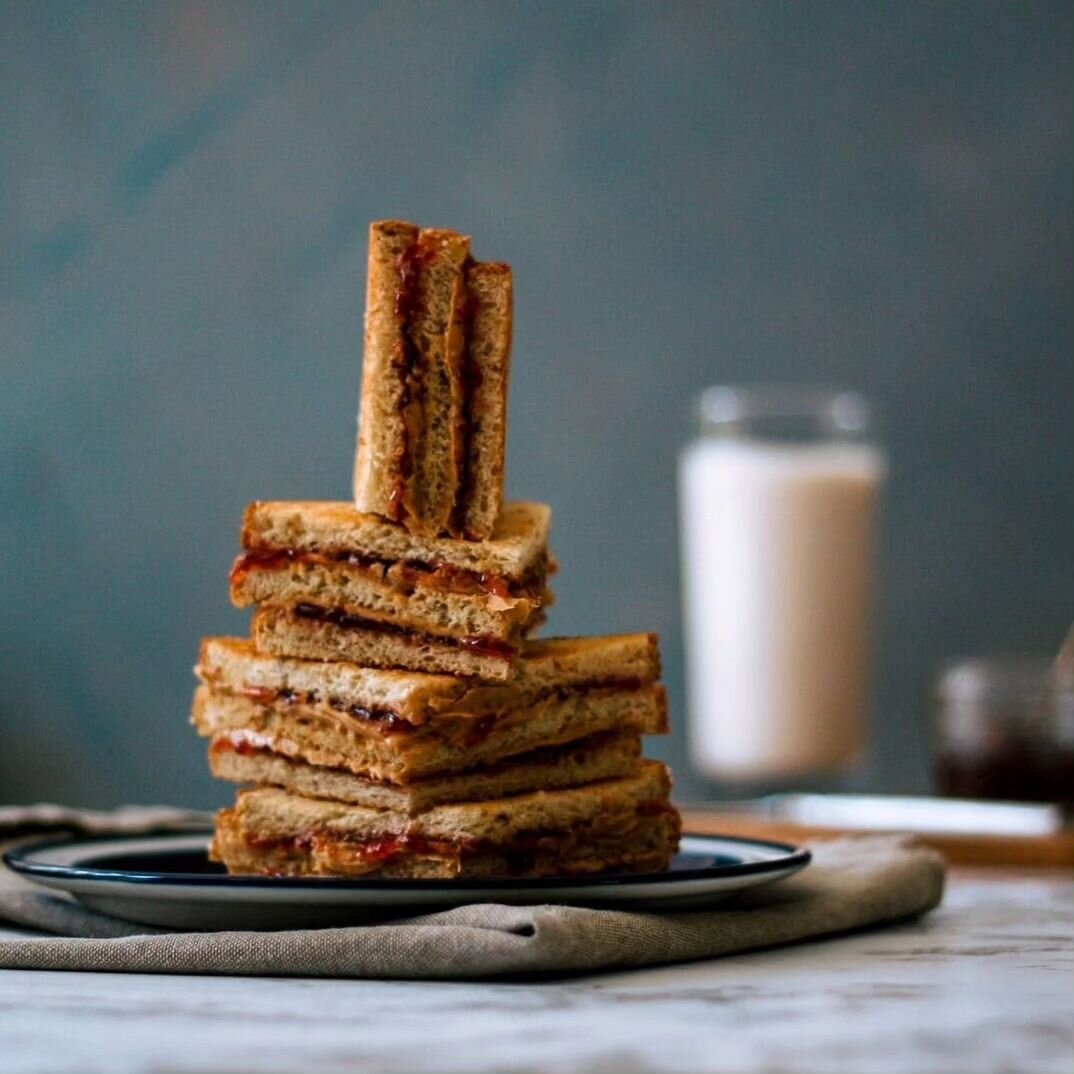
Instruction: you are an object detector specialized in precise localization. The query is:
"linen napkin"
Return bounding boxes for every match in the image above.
[0,804,945,979]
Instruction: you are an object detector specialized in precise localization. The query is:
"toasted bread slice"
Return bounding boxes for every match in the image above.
[211,761,680,877]
[252,604,519,680]
[197,636,462,724]
[208,729,642,814]
[249,613,659,684]
[240,500,550,579]
[191,677,668,783]
[231,554,548,643]
[218,759,671,845]
[506,633,662,692]
[213,805,679,879]
[352,222,473,537]
[409,228,471,535]
[231,501,552,644]
[354,220,420,524]
[197,634,664,726]
[456,262,512,539]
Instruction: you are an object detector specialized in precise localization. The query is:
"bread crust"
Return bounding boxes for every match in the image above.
[352,220,513,541]
[223,759,670,842]
[240,500,551,579]
[197,636,462,724]
[197,634,664,723]
[409,228,470,535]
[459,262,512,539]
[212,806,680,879]
[230,554,547,642]
[190,679,669,782]
[208,730,642,814]
[252,604,519,680]
[354,221,420,521]
[210,762,680,877]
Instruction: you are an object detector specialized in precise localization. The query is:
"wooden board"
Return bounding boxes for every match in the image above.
[680,808,1074,868]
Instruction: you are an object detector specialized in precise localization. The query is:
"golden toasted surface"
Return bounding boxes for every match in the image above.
[197,637,462,724]
[191,680,668,782]
[351,220,514,542]
[212,807,680,879]
[408,227,471,536]
[241,500,551,578]
[353,220,419,525]
[220,760,671,842]
[251,606,519,681]
[229,555,548,642]
[208,730,642,814]
[197,633,664,723]
[513,633,661,689]
[459,261,512,540]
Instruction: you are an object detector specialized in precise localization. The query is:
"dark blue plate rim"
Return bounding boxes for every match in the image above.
[4,831,810,891]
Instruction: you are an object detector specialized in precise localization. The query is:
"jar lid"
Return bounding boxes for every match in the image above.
[936,655,1055,706]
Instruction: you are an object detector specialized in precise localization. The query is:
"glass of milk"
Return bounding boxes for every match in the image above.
[679,386,886,785]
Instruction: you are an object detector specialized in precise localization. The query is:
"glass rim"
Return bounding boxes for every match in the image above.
[696,385,871,438]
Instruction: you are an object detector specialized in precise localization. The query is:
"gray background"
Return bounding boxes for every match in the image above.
[2,1,1070,809]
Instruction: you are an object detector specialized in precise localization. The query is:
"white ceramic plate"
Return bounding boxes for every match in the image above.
[5,832,811,930]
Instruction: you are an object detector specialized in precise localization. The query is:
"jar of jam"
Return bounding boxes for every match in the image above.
[933,655,1074,808]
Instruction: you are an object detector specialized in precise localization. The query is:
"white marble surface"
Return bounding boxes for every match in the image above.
[0,872,1070,1074]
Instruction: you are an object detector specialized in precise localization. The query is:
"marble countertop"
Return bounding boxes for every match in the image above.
[0,870,1070,1074]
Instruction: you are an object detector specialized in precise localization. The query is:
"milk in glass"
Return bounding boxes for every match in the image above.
[679,388,885,782]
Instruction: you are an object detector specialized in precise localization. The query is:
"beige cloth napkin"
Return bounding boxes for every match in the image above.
[0,804,945,979]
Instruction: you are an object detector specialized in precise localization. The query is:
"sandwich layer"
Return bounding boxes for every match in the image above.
[409,227,471,536]
[252,603,520,680]
[192,680,668,782]
[211,762,680,878]
[231,548,550,643]
[214,809,678,879]
[240,500,550,577]
[198,636,468,725]
[197,634,663,726]
[209,729,642,814]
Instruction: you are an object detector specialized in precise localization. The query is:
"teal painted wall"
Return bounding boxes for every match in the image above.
[2,1,1070,806]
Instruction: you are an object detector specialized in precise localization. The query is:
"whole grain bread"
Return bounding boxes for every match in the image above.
[230,551,548,642]
[191,679,668,782]
[208,729,641,814]
[351,220,515,541]
[197,636,461,724]
[240,500,550,579]
[353,220,420,524]
[197,635,663,724]
[408,228,471,535]
[458,262,512,539]
[221,759,671,844]
[252,604,518,680]
[212,804,679,879]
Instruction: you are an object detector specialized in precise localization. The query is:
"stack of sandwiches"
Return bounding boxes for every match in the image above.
[192,220,680,879]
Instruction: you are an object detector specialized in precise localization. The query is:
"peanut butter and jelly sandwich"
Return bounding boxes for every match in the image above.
[188,214,682,881]
[230,499,553,680]
[353,221,512,541]
[193,634,667,813]
[210,761,680,879]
